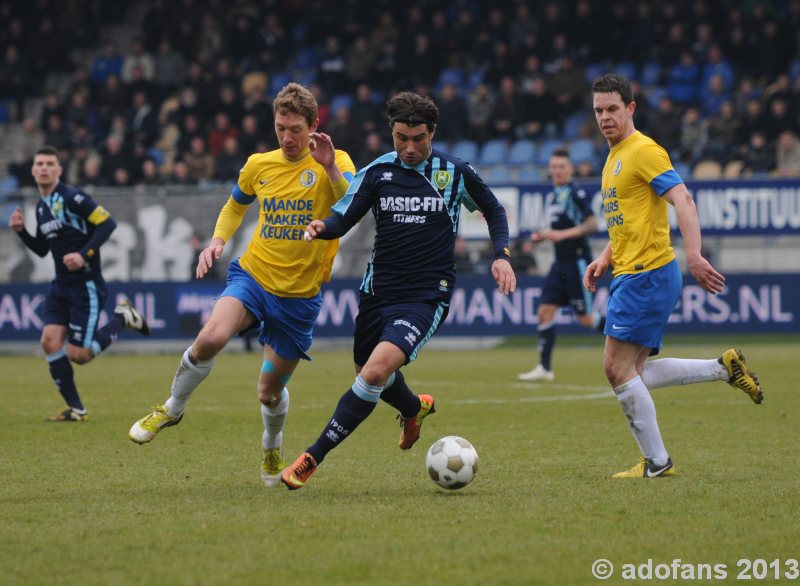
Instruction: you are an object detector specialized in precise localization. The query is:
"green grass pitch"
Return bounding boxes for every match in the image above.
[1,337,796,585]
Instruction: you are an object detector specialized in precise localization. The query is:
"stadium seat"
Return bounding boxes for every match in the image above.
[584,62,607,83]
[451,140,479,162]
[507,140,536,166]
[534,139,563,165]
[615,62,638,82]
[640,61,662,86]
[477,139,508,166]
[330,94,354,114]
[673,161,691,179]
[692,160,722,179]
[569,139,595,164]
[646,87,667,109]
[293,47,319,69]
[269,71,293,95]
[517,165,545,183]
[723,160,744,179]
[438,68,465,88]
[466,69,485,90]
[482,166,512,184]
[562,113,588,139]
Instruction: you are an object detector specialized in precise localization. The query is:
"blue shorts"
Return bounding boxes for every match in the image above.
[353,297,450,366]
[43,278,108,349]
[540,257,594,314]
[604,259,681,355]
[221,260,322,361]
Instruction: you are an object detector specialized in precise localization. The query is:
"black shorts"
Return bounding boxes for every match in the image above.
[540,257,594,315]
[353,297,450,366]
[43,278,108,349]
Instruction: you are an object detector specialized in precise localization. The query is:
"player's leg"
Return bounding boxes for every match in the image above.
[282,341,405,490]
[518,264,564,381]
[129,295,256,444]
[257,291,322,485]
[42,324,88,421]
[606,262,681,478]
[64,279,115,365]
[642,350,762,403]
[518,303,558,381]
[40,284,86,421]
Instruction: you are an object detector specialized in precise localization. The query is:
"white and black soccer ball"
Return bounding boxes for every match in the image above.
[425,436,479,490]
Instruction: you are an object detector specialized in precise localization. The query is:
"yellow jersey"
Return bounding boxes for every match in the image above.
[600,131,683,276]
[213,148,355,297]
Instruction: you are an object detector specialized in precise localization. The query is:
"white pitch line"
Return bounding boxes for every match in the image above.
[413,379,611,393]
[446,391,614,405]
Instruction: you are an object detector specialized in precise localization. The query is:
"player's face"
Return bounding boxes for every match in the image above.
[592,91,636,146]
[31,154,62,190]
[274,111,318,159]
[548,155,573,186]
[392,122,434,167]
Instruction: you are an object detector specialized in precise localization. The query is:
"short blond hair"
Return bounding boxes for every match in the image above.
[273,83,318,127]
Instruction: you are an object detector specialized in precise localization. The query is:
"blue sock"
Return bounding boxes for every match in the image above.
[306,379,379,464]
[47,350,83,410]
[380,370,420,419]
[538,321,556,371]
[93,313,125,354]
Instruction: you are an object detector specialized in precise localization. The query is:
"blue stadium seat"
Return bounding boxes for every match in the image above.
[293,47,319,69]
[295,69,317,86]
[534,139,563,165]
[507,140,536,166]
[584,62,607,83]
[640,61,662,86]
[562,113,588,139]
[569,139,595,163]
[615,62,638,82]
[269,71,293,95]
[673,161,691,179]
[451,140,479,162]
[517,165,545,183]
[646,87,667,109]
[477,139,508,166]
[435,141,450,154]
[147,148,165,166]
[466,69,485,90]
[438,68,465,88]
[330,94,354,114]
[482,166,512,184]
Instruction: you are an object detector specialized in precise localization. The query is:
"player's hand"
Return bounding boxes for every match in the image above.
[197,239,224,279]
[491,258,516,295]
[309,132,335,168]
[687,255,725,294]
[304,219,326,242]
[583,257,608,293]
[62,252,86,271]
[8,207,23,232]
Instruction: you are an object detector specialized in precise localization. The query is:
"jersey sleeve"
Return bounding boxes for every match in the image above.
[321,166,375,239]
[232,154,258,205]
[460,163,511,261]
[574,187,595,221]
[328,149,357,199]
[637,144,683,196]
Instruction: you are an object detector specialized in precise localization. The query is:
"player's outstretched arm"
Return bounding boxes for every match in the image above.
[309,132,338,175]
[491,258,516,295]
[197,237,225,279]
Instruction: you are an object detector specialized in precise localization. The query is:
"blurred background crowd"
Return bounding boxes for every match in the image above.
[2,0,800,193]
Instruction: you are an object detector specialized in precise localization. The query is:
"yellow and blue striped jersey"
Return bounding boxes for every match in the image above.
[213,148,355,297]
[600,131,683,276]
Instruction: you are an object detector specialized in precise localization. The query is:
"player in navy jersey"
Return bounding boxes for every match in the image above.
[8,146,149,422]
[518,149,605,382]
[281,91,516,490]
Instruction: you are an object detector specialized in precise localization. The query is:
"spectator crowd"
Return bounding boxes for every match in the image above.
[3,0,800,189]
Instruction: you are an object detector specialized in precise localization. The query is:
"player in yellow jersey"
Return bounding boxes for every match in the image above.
[584,74,763,479]
[128,84,356,487]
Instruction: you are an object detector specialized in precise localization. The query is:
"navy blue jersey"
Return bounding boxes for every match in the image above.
[321,148,510,303]
[548,182,594,260]
[23,182,115,283]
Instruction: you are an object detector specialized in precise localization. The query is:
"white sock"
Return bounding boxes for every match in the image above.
[164,346,214,416]
[642,358,727,389]
[261,387,289,450]
[615,376,669,466]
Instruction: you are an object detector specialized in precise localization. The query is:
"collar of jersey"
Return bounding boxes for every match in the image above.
[283,148,312,163]
[397,155,428,172]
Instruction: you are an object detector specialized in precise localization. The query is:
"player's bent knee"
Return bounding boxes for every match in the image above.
[67,347,94,364]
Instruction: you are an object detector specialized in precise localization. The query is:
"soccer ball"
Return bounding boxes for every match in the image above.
[425,436,479,490]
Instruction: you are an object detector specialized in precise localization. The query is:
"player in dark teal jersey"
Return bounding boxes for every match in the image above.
[8,146,149,421]
[518,148,605,382]
[281,92,516,490]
